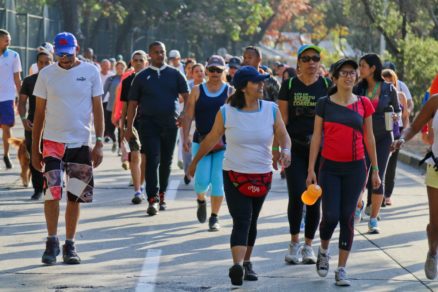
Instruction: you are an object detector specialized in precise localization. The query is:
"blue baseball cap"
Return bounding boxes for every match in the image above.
[233,66,270,89]
[297,44,321,57]
[54,32,78,55]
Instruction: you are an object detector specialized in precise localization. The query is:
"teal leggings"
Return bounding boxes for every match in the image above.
[192,142,225,196]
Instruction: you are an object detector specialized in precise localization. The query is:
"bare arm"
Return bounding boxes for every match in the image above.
[364,116,378,168]
[273,107,292,170]
[14,72,22,97]
[182,86,199,150]
[398,92,409,128]
[31,97,46,172]
[272,99,289,148]
[91,95,104,168]
[18,93,32,131]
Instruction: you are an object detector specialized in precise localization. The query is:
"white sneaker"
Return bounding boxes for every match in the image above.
[335,267,351,286]
[354,200,364,224]
[368,218,380,234]
[285,243,302,264]
[301,245,316,264]
[316,248,330,277]
[425,252,438,280]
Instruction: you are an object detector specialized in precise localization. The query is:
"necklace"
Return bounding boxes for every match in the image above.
[366,82,380,99]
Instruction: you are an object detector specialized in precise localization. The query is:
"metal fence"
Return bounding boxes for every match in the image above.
[0,0,60,76]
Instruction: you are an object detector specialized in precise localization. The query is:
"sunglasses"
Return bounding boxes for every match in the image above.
[299,55,321,63]
[338,70,357,77]
[56,52,74,58]
[207,67,224,73]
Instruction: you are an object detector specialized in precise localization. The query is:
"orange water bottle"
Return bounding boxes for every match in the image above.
[301,184,322,205]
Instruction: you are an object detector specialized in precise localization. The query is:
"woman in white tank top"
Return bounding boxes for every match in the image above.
[187,66,291,287]
[392,94,438,280]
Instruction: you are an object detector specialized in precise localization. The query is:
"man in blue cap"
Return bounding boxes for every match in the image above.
[32,32,105,265]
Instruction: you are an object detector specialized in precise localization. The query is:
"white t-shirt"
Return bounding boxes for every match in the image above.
[29,63,39,75]
[398,80,412,100]
[222,100,277,173]
[0,49,22,102]
[33,61,103,144]
[100,71,114,103]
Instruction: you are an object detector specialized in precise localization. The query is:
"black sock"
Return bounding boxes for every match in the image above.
[211,213,218,217]
[197,199,206,204]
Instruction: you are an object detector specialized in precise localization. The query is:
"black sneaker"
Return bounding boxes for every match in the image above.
[147,197,159,216]
[184,175,191,185]
[41,237,60,265]
[243,261,258,281]
[31,191,43,200]
[197,200,207,223]
[3,155,12,169]
[63,241,81,264]
[229,264,244,286]
[208,216,220,231]
[131,191,144,205]
[159,192,167,211]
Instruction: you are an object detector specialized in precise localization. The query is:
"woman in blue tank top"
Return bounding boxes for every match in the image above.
[182,55,234,231]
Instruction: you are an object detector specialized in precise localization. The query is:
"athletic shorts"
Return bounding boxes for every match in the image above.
[0,100,15,126]
[42,140,94,203]
[128,126,142,153]
[426,164,438,189]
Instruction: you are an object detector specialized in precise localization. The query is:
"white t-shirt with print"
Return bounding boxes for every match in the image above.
[0,49,22,102]
[33,61,103,144]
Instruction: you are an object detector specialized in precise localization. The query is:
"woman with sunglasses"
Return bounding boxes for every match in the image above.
[354,54,401,233]
[188,66,291,286]
[183,55,233,231]
[307,59,380,286]
[276,44,331,265]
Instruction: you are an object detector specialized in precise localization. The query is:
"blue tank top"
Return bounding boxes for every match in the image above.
[193,82,229,143]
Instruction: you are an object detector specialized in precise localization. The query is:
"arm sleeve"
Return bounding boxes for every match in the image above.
[362,97,375,118]
[32,73,47,99]
[315,98,326,118]
[13,52,22,73]
[177,71,189,94]
[277,79,290,101]
[128,74,141,101]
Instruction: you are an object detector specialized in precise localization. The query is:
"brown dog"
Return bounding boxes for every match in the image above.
[8,137,31,187]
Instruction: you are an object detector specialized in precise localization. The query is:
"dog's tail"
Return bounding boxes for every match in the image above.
[8,137,25,147]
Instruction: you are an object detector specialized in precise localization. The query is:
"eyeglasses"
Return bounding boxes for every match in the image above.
[207,67,224,73]
[56,52,74,58]
[299,55,321,63]
[338,70,357,77]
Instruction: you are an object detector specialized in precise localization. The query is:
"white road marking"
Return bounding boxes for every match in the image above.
[135,249,162,292]
[165,179,180,201]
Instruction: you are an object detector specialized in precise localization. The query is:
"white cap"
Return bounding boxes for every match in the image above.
[38,42,54,54]
[169,49,181,59]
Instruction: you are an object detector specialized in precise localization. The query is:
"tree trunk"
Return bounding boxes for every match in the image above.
[60,0,83,42]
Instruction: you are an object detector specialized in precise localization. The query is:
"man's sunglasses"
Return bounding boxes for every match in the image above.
[299,55,321,63]
[56,52,74,58]
[207,67,224,73]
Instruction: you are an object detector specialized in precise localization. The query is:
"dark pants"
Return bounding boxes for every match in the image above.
[139,118,178,199]
[285,146,321,239]
[24,130,44,192]
[104,109,120,146]
[366,133,393,204]
[223,171,267,247]
[319,159,367,251]
[384,148,400,198]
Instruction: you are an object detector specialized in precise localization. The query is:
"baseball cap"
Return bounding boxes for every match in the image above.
[169,49,181,59]
[54,32,77,55]
[233,66,270,89]
[331,58,358,76]
[131,50,147,60]
[37,42,54,54]
[228,57,241,69]
[301,184,322,206]
[297,44,321,57]
[383,61,396,71]
[206,55,225,68]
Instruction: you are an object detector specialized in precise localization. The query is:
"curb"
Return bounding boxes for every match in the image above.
[398,149,426,171]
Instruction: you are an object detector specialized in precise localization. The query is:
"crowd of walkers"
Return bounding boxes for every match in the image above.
[1,27,438,287]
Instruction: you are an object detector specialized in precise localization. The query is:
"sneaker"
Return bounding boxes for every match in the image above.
[208,216,220,231]
[243,261,258,281]
[104,136,110,143]
[285,243,302,264]
[316,248,330,277]
[425,252,438,280]
[184,175,191,185]
[146,197,159,216]
[197,200,207,223]
[368,218,380,234]
[385,197,392,206]
[62,240,81,264]
[354,200,365,224]
[229,264,244,286]
[131,191,144,205]
[159,192,167,211]
[111,143,117,153]
[335,267,351,286]
[122,161,129,170]
[30,191,43,200]
[302,245,317,264]
[3,155,12,169]
[41,237,60,265]
[177,160,184,170]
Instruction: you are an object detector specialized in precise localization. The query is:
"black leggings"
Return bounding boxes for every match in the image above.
[24,130,44,192]
[366,133,392,204]
[223,171,267,247]
[285,147,321,239]
[384,148,400,198]
[319,158,367,251]
[139,118,178,199]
